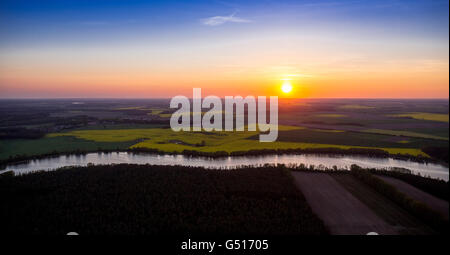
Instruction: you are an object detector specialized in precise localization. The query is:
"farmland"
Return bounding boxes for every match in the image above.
[45,127,430,157]
[376,175,448,219]
[292,172,399,234]
[331,173,434,234]
[364,129,448,141]
[0,136,137,160]
[0,99,448,162]
[390,113,449,123]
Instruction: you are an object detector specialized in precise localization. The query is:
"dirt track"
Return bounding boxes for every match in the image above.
[376,175,449,220]
[291,172,398,235]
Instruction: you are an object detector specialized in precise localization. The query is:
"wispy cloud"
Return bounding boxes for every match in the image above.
[202,12,251,26]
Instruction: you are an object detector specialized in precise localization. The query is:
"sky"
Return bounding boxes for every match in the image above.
[0,0,448,98]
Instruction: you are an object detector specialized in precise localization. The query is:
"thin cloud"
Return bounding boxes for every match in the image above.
[202,13,251,26]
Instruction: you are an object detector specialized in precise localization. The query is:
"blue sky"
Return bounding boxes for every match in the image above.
[0,0,448,98]
[1,0,448,47]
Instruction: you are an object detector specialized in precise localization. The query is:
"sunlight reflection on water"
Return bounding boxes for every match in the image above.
[2,152,448,180]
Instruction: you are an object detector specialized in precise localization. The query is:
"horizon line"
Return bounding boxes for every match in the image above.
[0,97,448,100]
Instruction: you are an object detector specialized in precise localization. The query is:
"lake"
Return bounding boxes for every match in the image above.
[1,152,448,180]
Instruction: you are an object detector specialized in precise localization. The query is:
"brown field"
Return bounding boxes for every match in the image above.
[332,174,433,234]
[292,172,435,235]
[291,172,398,235]
[376,175,449,220]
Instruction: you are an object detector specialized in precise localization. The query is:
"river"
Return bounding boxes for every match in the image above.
[1,152,448,180]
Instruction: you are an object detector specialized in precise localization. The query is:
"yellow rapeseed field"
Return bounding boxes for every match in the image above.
[48,125,428,157]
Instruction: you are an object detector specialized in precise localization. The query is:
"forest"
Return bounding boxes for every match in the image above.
[0,164,328,235]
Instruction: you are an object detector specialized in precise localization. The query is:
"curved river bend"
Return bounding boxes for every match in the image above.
[1,152,448,181]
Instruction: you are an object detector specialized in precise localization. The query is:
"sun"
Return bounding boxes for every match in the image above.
[281,81,293,93]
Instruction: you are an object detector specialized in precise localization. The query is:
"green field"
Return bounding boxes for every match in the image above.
[275,128,446,148]
[44,126,429,157]
[72,123,167,130]
[0,136,136,160]
[390,112,449,123]
[363,129,449,141]
[115,106,172,118]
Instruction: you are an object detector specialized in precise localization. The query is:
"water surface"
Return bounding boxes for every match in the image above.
[2,152,448,180]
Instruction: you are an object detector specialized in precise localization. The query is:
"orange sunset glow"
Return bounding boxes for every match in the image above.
[0,0,448,99]
[1,63,448,98]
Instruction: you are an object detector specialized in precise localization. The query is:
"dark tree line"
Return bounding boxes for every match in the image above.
[421,146,449,163]
[0,164,328,235]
